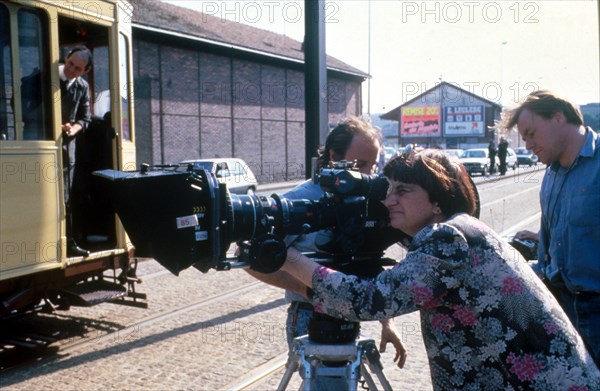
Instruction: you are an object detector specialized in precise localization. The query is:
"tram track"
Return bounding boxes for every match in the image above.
[2,173,545,389]
[0,280,267,375]
[59,281,264,354]
[224,352,289,390]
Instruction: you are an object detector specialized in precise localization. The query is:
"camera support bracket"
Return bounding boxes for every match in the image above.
[277,335,392,391]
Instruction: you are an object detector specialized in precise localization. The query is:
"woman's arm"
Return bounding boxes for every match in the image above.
[281,223,465,323]
[280,247,320,288]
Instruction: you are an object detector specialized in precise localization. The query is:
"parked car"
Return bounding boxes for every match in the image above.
[504,147,518,171]
[181,158,258,194]
[460,148,518,176]
[444,148,464,159]
[514,147,539,166]
[459,148,493,176]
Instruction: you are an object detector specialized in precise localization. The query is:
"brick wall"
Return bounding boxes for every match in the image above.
[133,38,363,183]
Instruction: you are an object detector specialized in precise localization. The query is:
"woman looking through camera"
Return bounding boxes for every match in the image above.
[282,149,599,390]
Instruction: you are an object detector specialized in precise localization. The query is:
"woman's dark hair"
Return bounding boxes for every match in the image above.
[384,149,477,217]
[316,116,381,169]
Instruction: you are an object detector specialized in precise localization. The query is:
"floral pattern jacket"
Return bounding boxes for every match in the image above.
[311,213,600,390]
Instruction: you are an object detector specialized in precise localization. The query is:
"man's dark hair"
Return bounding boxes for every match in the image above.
[316,116,382,169]
[66,47,93,71]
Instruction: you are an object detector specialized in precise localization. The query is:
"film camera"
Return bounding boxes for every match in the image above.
[94,161,410,277]
[96,161,412,346]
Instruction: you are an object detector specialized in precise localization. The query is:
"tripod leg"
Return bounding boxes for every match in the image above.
[277,352,300,391]
[362,341,392,391]
[297,360,314,391]
[359,363,379,390]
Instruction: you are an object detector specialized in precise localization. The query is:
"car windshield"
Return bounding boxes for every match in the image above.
[462,150,485,158]
[192,162,216,171]
[516,148,530,154]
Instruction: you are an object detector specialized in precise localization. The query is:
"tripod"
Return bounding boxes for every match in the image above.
[277,334,392,391]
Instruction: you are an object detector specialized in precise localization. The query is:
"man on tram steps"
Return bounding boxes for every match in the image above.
[60,47,93,257]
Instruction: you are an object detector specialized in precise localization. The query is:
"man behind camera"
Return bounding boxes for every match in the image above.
[246,117,408,386]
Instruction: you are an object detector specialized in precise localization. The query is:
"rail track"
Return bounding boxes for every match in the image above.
[0,264,267,375]
[2,167,545,389]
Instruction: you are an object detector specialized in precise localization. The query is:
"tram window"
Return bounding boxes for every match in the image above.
[1,4,14,141]
[93,46,111,118]
[119,34,131,141]
[18,8,51,140]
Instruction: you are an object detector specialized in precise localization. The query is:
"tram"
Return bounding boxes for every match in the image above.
[0,0,142,317]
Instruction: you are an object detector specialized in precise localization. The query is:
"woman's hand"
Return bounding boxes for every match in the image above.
[379,318,408,369]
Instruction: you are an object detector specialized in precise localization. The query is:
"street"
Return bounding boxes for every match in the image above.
[1,165,545,391]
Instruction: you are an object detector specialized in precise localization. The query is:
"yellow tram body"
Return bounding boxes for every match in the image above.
[0,0,140,315]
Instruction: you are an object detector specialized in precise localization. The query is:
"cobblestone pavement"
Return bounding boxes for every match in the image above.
[1,245,433,391]
[1,167,546,391]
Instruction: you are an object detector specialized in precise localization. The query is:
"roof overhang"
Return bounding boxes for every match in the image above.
[132,22,367,80]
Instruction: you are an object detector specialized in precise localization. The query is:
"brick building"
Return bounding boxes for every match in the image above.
[131,0,368,183]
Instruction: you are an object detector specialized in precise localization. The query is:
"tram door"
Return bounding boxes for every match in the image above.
[1,3,61,277]
[1,0,134,280]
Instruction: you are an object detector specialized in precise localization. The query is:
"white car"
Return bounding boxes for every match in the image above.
[444,149,464,159]
[181,158,258,195]
[460,148,517,176]
[502,148,518,171]
[460,148,493,176]
[515,147,539,166]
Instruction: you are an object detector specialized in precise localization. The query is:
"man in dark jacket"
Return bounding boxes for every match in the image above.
[488,139,497,174]
[497,136,509,175]
[60,47,92,256]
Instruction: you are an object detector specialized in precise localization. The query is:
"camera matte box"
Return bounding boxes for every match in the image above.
[94,169,221,274]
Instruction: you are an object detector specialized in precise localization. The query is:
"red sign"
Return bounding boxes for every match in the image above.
[401,106,441,136]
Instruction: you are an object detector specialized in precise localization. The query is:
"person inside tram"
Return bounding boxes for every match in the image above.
[279,148,600,390]
[60,46,93,257]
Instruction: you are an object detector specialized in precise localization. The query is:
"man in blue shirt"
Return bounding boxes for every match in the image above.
[505,90,600,367]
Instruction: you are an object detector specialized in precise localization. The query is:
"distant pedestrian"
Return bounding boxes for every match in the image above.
[488,139,497,174]
[497,136,509,175]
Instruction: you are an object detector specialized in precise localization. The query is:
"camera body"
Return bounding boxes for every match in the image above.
[94,162,410,275]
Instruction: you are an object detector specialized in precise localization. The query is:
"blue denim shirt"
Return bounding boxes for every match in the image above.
[538,127,600,293]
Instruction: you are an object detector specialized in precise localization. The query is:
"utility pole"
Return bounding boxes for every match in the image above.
[304,0,327,179]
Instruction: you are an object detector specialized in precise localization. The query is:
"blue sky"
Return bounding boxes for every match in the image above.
[164,1,600,113]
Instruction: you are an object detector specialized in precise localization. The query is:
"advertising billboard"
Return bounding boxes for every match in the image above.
[444,106,485,136]
[401,106,441,137]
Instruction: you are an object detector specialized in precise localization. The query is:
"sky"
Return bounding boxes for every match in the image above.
[163,0,600,114]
